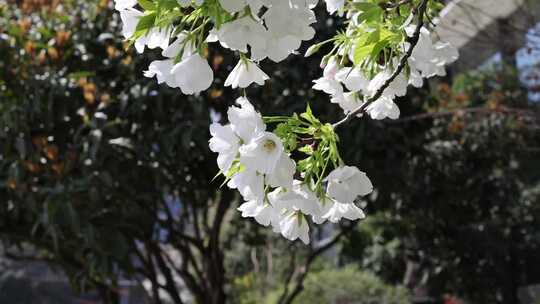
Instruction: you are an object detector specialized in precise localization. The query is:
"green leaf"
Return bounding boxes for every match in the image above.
[354,43,375,64]
[356,5,382,24]
[299,145,314,155]
[138,0,156,10]
[132,12,156,39]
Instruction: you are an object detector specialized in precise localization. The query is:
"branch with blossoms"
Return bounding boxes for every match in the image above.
[113,0,459,245]
[332,0,429,128]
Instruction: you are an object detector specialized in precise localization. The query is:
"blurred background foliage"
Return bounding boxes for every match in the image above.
[0,0,539,303]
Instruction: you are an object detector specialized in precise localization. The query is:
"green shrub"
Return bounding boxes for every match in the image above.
[293,265,410,304]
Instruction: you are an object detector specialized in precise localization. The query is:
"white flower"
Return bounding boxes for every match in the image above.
[335,67,369,92]
[324,0,344,15]
[119,8,142,40]
[161,33,195,59]
[146,27,172,50]
[225,60,269,89]
[263,2,315,43]
[365,95,400,120]
[330,92,362,115]
[433,42,459,67]
[279,212,310,244]
[170,54,214,94]
[266,153,295,190]
[268,182,325,223]
[322,200,365,223]
[228,169,264,200]
[238,199,281,227]
[312,77,343,96]
[366,69,408,98]
[239,132,284,175]
[313,57,343,96]
[114,0,137,10]
[143,59,175,86]
[408,67,424,88]
[215,16,267,56]
[129,25,173,54]
[257,33,303,62]
[227,97,265,143]
[326,166,373,204]
[209,124,240,172]
[322,57,340,79]
[257,2,316,62]
[405,26,459,79]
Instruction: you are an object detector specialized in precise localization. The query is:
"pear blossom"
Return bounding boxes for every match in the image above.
[143,59,175,86]
[279,212,310,244]
[322,200,365,223]
[326,166,373,204]
[408,67,424,88]
[406,26,459,78]
[268,183,322,219]
[145,53,213,93]
[227,97,265,143]
[335,67,369,92]
[162,33,195,59]
[330,92,362,115]
[114,0,464,247]
[312,77,343,96]
[146,27,173,50]
[239,132,285,175]
[256,33,303,62]
[119,8,142,40]
[256,1,316,62]
[214,16,267,55]
[322,57,340,79]
[324,0,345,15]
[169,54,214,94]
[225,60,269,89]
[114,0,137,10]
[227,169,265,200]
[266,154,295,189]
[366,69,408,98]
[433,42,459,68]
[238,199,280,227]
[209,124,240,172]
[366,95,400,120]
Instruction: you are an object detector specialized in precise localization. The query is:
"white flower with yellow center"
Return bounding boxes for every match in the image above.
[239,132,284,175]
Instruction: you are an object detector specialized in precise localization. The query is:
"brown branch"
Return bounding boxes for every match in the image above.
[333,0,430,129]
[279,222,358,304]
[149,243,185,304]
[276,246,298,304]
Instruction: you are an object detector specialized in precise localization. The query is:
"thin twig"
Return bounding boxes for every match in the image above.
[276,248,297,304]
[332,0,429,129]
[279,223,358,304]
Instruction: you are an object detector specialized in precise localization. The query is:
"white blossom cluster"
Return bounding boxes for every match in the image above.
[114,0,344,94]
[313,24,459,121]
[209,97,373,244]
[113,0,461,245]
[115,0,215,94]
